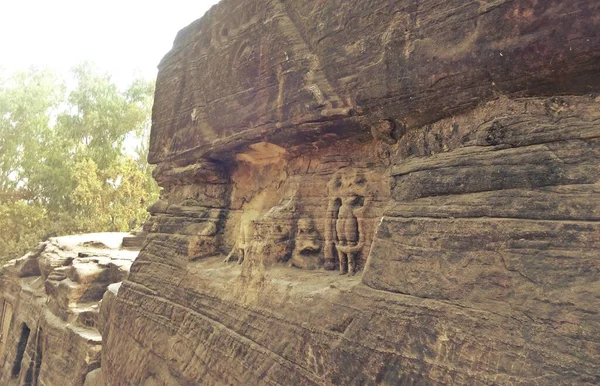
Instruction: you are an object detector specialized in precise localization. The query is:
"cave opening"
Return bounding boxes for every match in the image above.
[24,326,43,386]
[11,323,30,379]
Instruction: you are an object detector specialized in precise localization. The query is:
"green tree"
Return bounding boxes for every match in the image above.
[0,200,49,260]
[0,68,66,196]
[0,64,159,263]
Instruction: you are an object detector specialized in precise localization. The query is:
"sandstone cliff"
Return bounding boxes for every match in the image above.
[2,0,600,385]
[99,0,600,383]
[0,233,140,386]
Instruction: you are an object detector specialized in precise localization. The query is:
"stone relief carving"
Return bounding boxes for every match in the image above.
[225,190,298,265]
[246,195,296,265]
[333,195,365,275]
[290,218,322,269]
[325,172,368,275]
[224,157,384,275]
[223,219,254,264]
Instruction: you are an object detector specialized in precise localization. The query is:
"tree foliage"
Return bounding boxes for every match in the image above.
[0,64,159,262]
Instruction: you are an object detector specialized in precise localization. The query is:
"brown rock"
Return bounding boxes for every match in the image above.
[93,0,600,381]
[98,0,600,384]
[3,0,599,385]
[148,0,600,164]
[0,233,139,385]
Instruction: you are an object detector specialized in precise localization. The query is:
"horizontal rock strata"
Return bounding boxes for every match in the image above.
[4,0,598,385]
[0,234,139,386]
[101,0,600,384]
[101,95,600,385]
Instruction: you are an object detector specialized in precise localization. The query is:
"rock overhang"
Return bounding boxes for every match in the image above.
[149,0,600,165]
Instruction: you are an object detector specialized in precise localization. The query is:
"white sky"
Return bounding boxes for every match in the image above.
[0,0,221,85]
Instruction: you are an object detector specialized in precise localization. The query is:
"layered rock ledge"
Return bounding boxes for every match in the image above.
[0,233,140,386]
[2,0,599,385]
[102,0,599,383]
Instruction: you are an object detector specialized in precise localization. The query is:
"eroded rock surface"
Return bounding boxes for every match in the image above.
[101,96,600,386]
[5,0,599,385]
[0,233,139,386]
[92,0,600,384]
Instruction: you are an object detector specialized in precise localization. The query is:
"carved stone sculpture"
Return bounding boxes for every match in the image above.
[223,219,253,264]
[228,191,298,266]
[333,195,364,275]
[290,218,321,269]
[325,172,371,274]
[3,0,600,384]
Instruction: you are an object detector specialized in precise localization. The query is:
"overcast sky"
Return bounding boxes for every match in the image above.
[0,0,221,85]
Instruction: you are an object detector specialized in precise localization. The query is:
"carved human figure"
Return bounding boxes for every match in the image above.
[295,218,321,256]
[334,195,364,275]
[224,219,254,264]
[224,190,297,265]
[290,218,322,269]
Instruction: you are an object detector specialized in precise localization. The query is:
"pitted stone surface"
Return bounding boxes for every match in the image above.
[2,0,599,385]
[0,233,138,386]
[101,0,599,385]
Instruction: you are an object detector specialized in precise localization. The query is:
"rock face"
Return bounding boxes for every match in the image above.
[100,0,600,385]
[92,0,600,384]
[0,233,139,386]
[101,94,600,385]
[3,0,599,385]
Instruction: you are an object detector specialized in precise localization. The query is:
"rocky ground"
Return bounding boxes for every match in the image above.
[0,233,141,386]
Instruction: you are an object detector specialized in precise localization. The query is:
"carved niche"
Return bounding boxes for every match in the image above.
[325,170,375,275]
